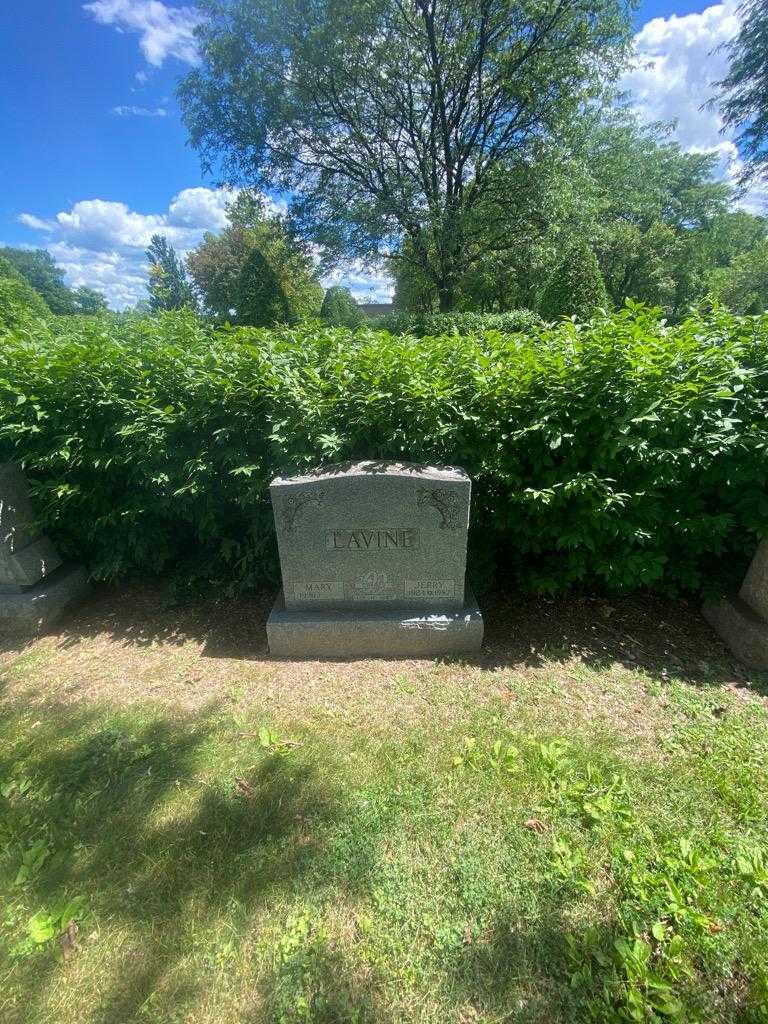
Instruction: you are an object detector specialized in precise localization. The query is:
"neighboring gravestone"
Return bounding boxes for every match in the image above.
[0,462,90,636]
[704,539,768,668]
[266,461,483,658]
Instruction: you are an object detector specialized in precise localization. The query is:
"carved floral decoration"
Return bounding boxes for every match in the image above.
[417,488,461,529]
[281,490,326,535]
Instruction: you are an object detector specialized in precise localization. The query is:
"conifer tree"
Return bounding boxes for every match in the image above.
[145,235,196,312]
[539,243,610,320]
[321,285,363,327]
[236,248,293,326]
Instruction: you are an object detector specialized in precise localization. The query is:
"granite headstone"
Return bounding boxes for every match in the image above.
[704,539,768,669]
[266,461,483,658]
[0,463,90,636]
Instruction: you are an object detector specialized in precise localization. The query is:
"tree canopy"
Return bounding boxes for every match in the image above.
[0,255,51,326]
[180,0,634,310]
[0,247,109,316]
[145,235,197,312]
[321,286,364,328]
[0,247,76,313]
[717,0,768,185]
[390,108,765,318]
[186,192,322,324]
[711,239,768,314]
[72,285,109,315]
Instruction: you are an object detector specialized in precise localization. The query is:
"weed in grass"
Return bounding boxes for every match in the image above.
[258,725,294,754]
[488,740,520,774]
[549,839,594,894]
[12,839,50,886]
[452,736,519,773]
[394,675,416,696]
[9,895,89,960]
[452,736,483,771]
[736,848,768,902]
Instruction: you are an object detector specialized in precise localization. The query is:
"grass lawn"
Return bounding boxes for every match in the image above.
[1,586,767,1023]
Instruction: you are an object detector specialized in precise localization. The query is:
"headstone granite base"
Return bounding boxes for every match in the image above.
[267,586,483,659]
[0,564,90,637]
[704,539,768,669]
[0,463,90,637]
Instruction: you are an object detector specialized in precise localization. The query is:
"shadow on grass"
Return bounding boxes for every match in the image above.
[12,583,275,659]
[0,698,385,1023]
[1,692,761,1023]
[11,582,765,695]
[251,910,584,1024]
[459,590,768,695]
[0,692,605,1024]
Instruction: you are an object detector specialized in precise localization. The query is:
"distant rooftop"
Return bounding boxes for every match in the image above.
[359,302,395,317]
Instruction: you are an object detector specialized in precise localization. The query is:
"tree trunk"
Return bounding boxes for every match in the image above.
[437,214,461,312]
[438,281,455,312]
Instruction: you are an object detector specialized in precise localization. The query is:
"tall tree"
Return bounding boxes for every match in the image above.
[717,0,768,185]
[586,123,732,315]
[321,285,364,327]
[72,285,109,314]
[186,192,322,323]
[179,0,633,311]
[0,247,76,313]
[145,235,197,312]
[0,255,51,326]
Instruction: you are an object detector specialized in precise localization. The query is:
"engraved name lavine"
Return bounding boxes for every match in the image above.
[325,529,420,550]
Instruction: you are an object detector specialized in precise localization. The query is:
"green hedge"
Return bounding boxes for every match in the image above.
[369,309,542,336]
[1,304,768,597]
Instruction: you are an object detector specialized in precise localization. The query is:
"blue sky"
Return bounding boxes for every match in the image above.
[0,0,763,307]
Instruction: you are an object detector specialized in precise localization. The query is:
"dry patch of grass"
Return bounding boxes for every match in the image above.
[0,584,759,736]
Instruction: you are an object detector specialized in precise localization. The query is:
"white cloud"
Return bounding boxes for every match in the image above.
[84,0,202,67]
[112,104,167,117]
[166,186,233,231]
[623,1,738,150]
[18,213,55,231]
[622,0,765,214]
[48,188,237,252]
[322,259,392,304]
[47,241,149,310]
[18,187,239,308]
[17,187,393,309]
[53,199,165,249]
